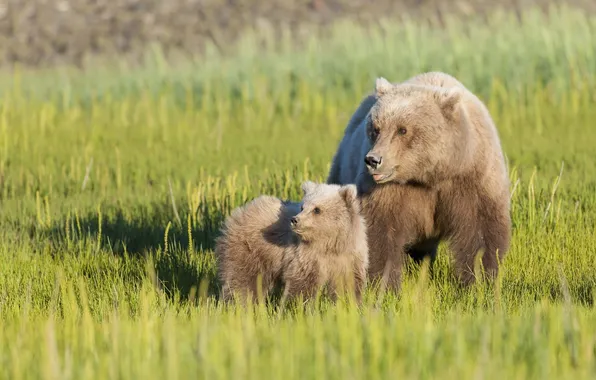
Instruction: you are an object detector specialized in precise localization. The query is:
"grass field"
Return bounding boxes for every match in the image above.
[1,5,596,379]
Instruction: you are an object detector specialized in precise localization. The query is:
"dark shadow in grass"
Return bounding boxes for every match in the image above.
[37,197,596,308]
[41,198,230,303]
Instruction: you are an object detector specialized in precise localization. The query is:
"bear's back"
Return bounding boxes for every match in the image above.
[333,118,373,185]
[404,71,466,90]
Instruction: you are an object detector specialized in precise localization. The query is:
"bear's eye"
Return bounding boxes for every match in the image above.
[397,127,407,136]
[369,125,380,140]
[300,205,304,212]
[313,207,321,215]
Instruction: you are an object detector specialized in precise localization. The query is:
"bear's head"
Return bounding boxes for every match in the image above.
[363,77,470,186]
[290,181,360,244]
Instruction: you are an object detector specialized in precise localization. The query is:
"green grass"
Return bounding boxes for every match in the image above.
[1,4,596,379]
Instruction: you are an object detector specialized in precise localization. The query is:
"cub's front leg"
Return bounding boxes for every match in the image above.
[281,259,321,305]
[326,259,368,305]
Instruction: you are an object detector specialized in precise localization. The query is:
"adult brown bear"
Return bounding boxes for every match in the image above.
[327,71,511,291]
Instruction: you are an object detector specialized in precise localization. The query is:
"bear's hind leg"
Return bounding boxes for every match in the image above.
[449,231,485,285]
[478,197,511,280]
[448,199,511,285]
[442,195,485,285]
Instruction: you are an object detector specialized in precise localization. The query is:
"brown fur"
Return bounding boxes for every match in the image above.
[215,181,369,304]
[327,71,511,290]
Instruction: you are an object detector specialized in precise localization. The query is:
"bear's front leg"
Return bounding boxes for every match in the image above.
[325,261,366,305]
[370,232,407,306]
[281,263,321,305]
[352,258,367,305]
[378,245,406,293]
[365,225,408,296]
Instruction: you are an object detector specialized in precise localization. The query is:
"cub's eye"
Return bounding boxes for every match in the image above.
[313,207,321,215]
[397,127,407,136]
[300,205,304,211]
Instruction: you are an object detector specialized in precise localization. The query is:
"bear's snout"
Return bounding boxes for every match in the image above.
[290,216,298,226]
[364,153,382,169]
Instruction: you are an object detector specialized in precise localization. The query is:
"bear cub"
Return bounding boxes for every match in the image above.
[215,181,369,305]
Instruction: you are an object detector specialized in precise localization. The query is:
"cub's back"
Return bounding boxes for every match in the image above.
[215,196,302,295]
[216,196,293,252]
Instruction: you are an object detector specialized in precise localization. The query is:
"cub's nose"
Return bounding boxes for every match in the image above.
[290,217,298,226]
[364,153,382,169]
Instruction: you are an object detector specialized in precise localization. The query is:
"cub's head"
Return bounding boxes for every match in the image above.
[363,77,468,186]
[290,181,360,243]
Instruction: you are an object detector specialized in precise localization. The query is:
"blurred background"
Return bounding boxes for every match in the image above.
[1,0,594,68]
[1,3,596,377]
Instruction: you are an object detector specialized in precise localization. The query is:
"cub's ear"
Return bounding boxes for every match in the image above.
[339,184,358,210]
[301,181,317,195]
[375,77,393,96]
[434,87,461,118]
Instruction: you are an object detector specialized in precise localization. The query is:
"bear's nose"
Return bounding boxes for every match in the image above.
[290,217,298,226]
[364,153,382,169]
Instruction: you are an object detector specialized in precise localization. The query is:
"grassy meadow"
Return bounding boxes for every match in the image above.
[1,5,596,379]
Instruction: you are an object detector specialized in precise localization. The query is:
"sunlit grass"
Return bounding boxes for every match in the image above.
[1,5,596,379]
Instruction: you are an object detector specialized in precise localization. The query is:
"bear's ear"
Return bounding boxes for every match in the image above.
[301,181,317,195]
[435,87,461,118]
[375,77,393,96]
[339,184,358,210]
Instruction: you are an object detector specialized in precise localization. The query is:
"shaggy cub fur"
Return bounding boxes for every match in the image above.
[215,181,368,304]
